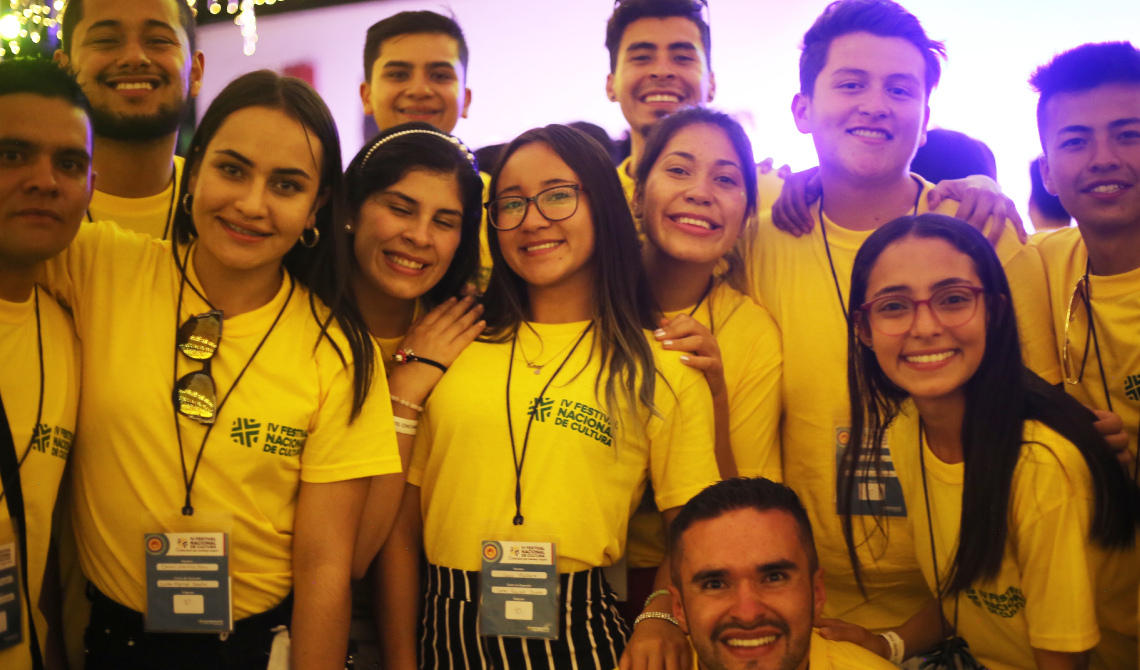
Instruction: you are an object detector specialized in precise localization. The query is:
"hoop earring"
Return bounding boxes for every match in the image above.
[300,227,320,248]
[182,193,193,215]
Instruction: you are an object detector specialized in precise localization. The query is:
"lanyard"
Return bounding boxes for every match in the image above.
[688,278,715,333]
[505,322,593,525]
[171,244,295,515]
[1076,260,1139,481]
[86,171,179,240]
[0,286,44,506]
[917,422,962,648]
[819,175,924,318]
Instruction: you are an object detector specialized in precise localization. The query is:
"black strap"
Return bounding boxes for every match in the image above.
[0,393,44,669]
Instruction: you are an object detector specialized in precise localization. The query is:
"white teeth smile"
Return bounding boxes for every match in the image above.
[387,254,426,270]
[849,129,889,139]
[725,635,777,648]
[644,93,681,103]
[1089,184,1125,194]
[676,216,713,230]
[222,220,269,237]
[114,82,155,90]
[525,242,562,252]
[904,351,955,364]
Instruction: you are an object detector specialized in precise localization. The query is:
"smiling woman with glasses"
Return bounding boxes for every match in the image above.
[42,70,403,670]
[375,124,719,670]
[823,213,1140,670]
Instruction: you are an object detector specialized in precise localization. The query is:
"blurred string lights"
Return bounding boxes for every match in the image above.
[0,0,272,60]
[0,0,62,58]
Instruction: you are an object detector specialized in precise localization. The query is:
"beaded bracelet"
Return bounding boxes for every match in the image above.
[643,589,671,609]
[390,394,424,413]
[632,611,680,628]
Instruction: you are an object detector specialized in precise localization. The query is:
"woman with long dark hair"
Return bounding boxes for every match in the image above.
[375,124,719,670]
[45,70,401,669]
[823,214,1139,669]
[621,107,782,611]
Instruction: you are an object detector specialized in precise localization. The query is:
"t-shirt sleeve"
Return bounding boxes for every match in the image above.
[647,369,720,511]
[1014,446,1100,652]
[994,227,1062,384]
[300,339,402,483]
[727,305,783,480]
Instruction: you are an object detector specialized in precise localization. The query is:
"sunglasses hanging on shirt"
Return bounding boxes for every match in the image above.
[173,310,223,424]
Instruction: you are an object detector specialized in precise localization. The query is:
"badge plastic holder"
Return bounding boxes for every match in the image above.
[141,511,234,633]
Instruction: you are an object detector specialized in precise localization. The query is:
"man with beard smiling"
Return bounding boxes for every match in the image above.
[669,478,895,670]
[55,0,203,240]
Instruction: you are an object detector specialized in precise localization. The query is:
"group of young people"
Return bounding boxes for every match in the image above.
[1,0,1138,669]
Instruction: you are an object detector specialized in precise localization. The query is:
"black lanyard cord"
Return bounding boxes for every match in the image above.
[918,421,960,642]
[506,322,593,525]
[0,286,44,506]
[172,245,295,515]
[819,176,924,320]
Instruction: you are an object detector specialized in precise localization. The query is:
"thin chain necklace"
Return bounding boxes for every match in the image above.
[517,322,589,375]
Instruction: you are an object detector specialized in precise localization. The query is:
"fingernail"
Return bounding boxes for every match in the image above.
[820,627,831,637]
[679,355,690,362]
[663,340,673,346]
[654,329,666,338]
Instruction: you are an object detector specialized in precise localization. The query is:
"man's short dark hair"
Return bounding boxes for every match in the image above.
[605,0,711,73]
[1030,42,1140,151]
[911,129,997,183]
[0,57,91,116]
[799,0,945,97]
[362,11,469,83]
[61,0,197,55]
[669,478,819,587]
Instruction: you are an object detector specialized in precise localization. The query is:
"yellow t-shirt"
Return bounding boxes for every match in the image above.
[1037,226,1140,469]
[477,170,493,290]
[0,289,79,669]
[890,407,1138,670]
[809,630,900,670]
[408,321,719,573]
[86,155,184,241]
[44,221,401,617]
[627,281,783,567]
[747,176,1060,631]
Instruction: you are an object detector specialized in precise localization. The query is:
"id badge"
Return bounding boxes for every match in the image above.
[0,540,23,651]
[479,540,558,640]
[834,424,907,517]
[144,532,233,633]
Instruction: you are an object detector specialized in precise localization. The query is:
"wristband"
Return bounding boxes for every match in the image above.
[643,589,671,609]
[632,611,680,628]
[392,348,448,373]
[393,417,419,435]
[879,631,905,665]
[390,394,424,413]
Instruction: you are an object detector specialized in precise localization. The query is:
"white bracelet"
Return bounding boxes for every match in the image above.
[390,394,424,413]
[393,417,419,435]
[879,631,905,665]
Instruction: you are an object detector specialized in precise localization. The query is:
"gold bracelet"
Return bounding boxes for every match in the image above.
[390,394,424,413]
[632,611,680,628]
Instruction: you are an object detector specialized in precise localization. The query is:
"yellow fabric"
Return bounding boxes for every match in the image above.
[756,166,785,214]
[890,406,1138,670]
[809,630,900,670]
[408,321,719,573]
[747,176,1060,631]
[477,170,492,290]
[86,155,184,240]
[0,290,79,669]
[627,282,783,568]
[1037,226,1140,468]
[43,221,401,617]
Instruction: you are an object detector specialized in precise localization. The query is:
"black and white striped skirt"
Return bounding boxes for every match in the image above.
[420,563,630,670]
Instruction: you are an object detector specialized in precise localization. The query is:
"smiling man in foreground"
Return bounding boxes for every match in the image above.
[669,478,895,670]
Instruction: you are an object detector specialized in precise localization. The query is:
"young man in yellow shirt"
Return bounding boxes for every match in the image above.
[603,0,784,212]
[1033,42,1140,476]
[748,0,1061,636]
[55,0,203,239]
[669,478,897,670]
[0,58,89,670]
